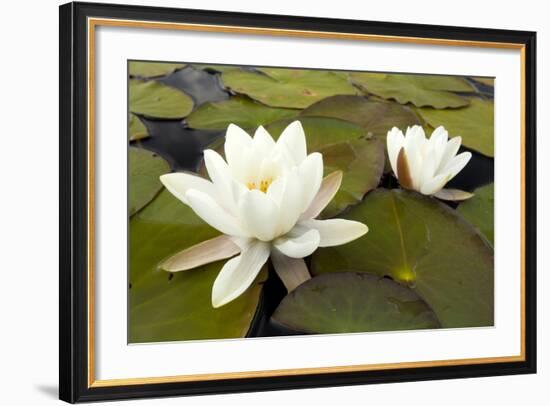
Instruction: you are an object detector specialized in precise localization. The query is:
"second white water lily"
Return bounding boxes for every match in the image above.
[387,125,473,200]
[160,121,368,308]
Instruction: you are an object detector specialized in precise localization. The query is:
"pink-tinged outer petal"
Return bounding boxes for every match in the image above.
[433,189,475,201]
[270,250,311,292]
[301,218,368,247]
[211,240,270,308]
[300,171,343,220]
[160,235,240,272]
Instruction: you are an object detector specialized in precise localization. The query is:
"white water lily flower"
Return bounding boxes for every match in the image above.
[160,121,368,308]
[387,125,473,200]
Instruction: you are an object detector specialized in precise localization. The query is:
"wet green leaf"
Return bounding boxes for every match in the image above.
[300,95,421,136]
[457,183,494,246]
[417,98,494,157]
[129,189,266,343]
[129,62,186,78]
[318,138,385,218]
[471,77,495,87]
[186,96,299,130]
[129,79,194,119]
[311,189,494,328]
[272,272,440,334]
[350,72,472,109]
[129,147,170,216]
[129,113,149,141]
[222,68,358,109]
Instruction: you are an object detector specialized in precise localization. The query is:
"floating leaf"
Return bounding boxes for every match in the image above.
[417,98,494,157]
[350,72,472,109]
[311,189,494,328]
[457,183,494,246]
[318,138,384,217]
[129,79,194,119]
[272,272,440,334]
[222,68,358,109]
[129,62,186,78]
[129,189,266,343]
[471,77,495,87]
[129,113,149,141]
[186,97,299,130]
[129,147,170,216]
[301,95,421,136]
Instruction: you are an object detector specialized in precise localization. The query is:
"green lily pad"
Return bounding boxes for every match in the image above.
[301,95,421,137]
[311,189,494,328]
[186,96,299,130]
[129,189,266,343]
[129,147,170,216]
[129,113,149,141]
[129,62,186,78]
[272,272,440,334]
[458,183,494,246]
[350,72,472,109]
[417,98,494,157]
[471,77,495,87]
[129,79,194,119]
[318,138,385,218]
[221,68,358,109]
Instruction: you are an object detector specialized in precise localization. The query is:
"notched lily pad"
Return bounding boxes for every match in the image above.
[417,98,494,157]
[129,147,170,216]
[129,113,149,141]
[129,62,186,78]
[301,95,421,137]
[350,72,473,109]
[318,138,385,218]
[458,183,494,246]
[272,272,440,334]
[186,96,299,130]
[222,68,358,109]
[311,189,494,328]
[129,189,266,343]
[129,79,194,119]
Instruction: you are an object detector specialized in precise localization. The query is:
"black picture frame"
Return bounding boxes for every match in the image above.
[59,1,537,403]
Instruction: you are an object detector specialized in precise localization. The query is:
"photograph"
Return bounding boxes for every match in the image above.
[127,60,495,344]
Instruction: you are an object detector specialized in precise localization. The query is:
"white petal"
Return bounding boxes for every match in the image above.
[274,228,320,258]
[298,152,323,213]
[185,189,246,237]
[160,235,240,272]
[403,126,426,190]
[419,173,449,195]
[276,120,307,165]
[386,127,405,176]
[238,189,279,241]
[270,250,311,292]
[225,124,251,169]
[269,171,303,235]
[203,149,239,213]
[252,126,276,157]
[433,188,475,201]
[428,126,449,167]
[211,241,270,308]
[301,218,368,247]
[436,136,462,174]
[442,151,472,179]
[300,171,343,220]
[159,173,216,205]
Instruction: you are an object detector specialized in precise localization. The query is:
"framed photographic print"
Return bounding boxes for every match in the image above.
[59,1,537,403]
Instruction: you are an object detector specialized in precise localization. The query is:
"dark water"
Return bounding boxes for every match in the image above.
[131,66,495,337]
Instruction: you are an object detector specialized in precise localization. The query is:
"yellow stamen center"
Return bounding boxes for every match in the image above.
[247,178,273,193]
